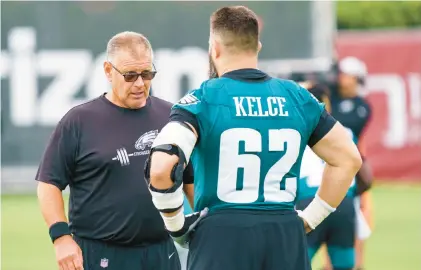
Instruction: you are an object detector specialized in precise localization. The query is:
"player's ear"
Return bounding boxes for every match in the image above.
[212,39,221,59]
[257,41,262,53]
[103,61,113,82]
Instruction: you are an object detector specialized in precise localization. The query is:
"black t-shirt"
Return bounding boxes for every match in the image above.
[35,94,194,246]
[330,94,371,139]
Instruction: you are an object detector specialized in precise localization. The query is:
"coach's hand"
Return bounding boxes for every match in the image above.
[54,235,84,270]
[169,208,209,249]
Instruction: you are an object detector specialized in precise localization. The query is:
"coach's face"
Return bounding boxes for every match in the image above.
[104,48,153,109]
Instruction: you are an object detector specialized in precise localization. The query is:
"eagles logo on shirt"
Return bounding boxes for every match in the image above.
[135,130,159,150]
[178,93,199,105]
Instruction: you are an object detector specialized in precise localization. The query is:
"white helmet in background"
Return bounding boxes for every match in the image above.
[339,56,367,78]
[339,56,367,86]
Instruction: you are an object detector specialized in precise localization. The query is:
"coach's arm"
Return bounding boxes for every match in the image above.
[37,182,68,231]
[36,117,84,270]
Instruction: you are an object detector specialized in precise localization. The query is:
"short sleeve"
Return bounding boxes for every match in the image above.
[297,85,325,130]
[303,86,325,122]
[170,89,203,137]
[35,116,78,190]
[295,84,336,146]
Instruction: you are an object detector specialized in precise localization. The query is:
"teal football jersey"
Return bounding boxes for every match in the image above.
[297,127,358,201]
[173,74,325,212]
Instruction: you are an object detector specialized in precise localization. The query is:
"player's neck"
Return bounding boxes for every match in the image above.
[217,56,259,77]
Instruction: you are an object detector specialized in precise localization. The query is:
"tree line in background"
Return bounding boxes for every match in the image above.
[337,1,421,30]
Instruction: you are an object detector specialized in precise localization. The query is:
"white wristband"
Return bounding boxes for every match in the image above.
[161,207,185,232]
[297,194,336,230]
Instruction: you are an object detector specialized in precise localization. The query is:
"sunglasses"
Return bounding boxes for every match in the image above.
[110,63,157,82]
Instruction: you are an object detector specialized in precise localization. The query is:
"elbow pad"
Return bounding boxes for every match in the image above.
[144,144,186,213]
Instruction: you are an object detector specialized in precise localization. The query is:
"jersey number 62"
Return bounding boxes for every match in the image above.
[217,128,301,204]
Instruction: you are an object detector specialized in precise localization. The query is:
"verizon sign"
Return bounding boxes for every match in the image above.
[337,30,421,180]
[0,27,209,127]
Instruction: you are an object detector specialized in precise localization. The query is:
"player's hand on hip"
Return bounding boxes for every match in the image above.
[301,218,312,233]
[296,211,313,234]
[169,207,209,249]
[53,235,84,270]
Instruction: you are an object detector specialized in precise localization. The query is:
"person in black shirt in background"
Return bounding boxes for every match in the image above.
[331,57,371,140]
[317,56,374,270]
[35,31,193,270]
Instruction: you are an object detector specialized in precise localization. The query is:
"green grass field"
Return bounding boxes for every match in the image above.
[2,184,421,270]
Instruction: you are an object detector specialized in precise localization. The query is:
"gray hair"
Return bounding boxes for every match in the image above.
[106,31,154,62]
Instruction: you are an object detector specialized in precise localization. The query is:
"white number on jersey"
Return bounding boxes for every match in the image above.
[217,128,301,204]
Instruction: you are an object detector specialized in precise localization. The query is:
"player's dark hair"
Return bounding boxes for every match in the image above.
[210,6,260,53]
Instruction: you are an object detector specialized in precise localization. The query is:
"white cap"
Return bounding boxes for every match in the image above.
[339,57,367,77]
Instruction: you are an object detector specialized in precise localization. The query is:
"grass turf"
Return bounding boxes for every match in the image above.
[2,183,420,270]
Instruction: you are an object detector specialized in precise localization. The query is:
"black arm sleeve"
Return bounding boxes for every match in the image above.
[35,118,78,191]
[308,109,337,147]
[169,108,200,139]
[183,163,194,184]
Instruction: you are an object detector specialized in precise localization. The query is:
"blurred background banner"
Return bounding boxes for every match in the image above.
[337,30,421,180]
[1,1,420,193]
[1,1,336,192]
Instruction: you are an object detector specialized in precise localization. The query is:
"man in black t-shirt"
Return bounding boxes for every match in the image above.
[36,31,192,270]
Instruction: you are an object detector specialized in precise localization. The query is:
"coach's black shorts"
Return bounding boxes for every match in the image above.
[74,235,180,270]
[296,196,356,269]
[187,209,311,270]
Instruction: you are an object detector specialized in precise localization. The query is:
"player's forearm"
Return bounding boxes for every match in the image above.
[37,182,67,227]
[149,152,185,219]
[318,162,360,208]
[299,122,362,230]
[298,161,359,230]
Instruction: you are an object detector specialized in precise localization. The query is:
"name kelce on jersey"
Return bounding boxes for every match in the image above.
[233,96,289,117]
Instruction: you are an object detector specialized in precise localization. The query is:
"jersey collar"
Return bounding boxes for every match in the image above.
[221,68,271,82]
